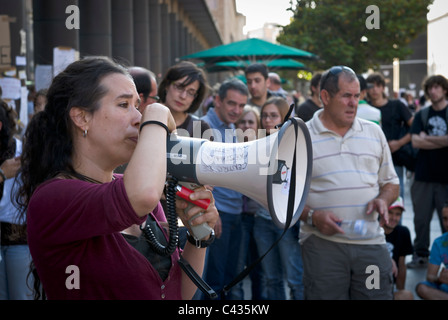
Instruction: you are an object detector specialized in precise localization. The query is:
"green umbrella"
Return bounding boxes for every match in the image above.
[181,38,317,63]
[202,58,307,73]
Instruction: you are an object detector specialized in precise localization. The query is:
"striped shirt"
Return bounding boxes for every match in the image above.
[300,109,399,245]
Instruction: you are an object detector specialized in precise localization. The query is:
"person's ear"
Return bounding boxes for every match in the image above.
[69,107,92,133]
[214,95,222,109]
[320,89,330,106]
[138,93,147,109]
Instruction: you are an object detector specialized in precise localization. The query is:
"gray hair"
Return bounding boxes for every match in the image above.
[218,78,249,100]
[320,66,358,97]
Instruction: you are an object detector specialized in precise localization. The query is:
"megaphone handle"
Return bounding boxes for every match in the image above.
[140,178,179,256]
[175,185,211,210]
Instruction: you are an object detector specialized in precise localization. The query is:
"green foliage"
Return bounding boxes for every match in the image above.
[278,0,433,73]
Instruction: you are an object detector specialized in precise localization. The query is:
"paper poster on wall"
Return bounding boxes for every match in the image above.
[16,55,26,66]
[0,77,21,100]
[20,86,28,127]
[53,46,77,77]
[35,64,52,92]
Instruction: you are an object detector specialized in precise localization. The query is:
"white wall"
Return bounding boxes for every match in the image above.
[427,0,448,77]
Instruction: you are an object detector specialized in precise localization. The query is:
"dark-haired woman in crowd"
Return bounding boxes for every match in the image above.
[158,61,210,138]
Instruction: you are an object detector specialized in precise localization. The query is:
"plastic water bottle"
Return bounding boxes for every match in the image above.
[336,220,378,239]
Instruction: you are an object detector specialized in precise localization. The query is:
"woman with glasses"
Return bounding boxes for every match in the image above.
[255,96,305,300]
[158,61,210,139]
[260,97,290,135]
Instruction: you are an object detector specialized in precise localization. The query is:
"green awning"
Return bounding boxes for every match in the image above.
[181,38,317,63]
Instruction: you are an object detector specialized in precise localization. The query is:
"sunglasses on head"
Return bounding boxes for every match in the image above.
[321,65,356,89]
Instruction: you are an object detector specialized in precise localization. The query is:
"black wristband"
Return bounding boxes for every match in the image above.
[139,120,170,135]
[186,229,215,248]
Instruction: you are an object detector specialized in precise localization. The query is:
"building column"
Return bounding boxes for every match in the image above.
[132,0,150,68]
[178,22,187,59]
[78,0,112,57]
[33,0,79,65]
[160,3,171,75]
[148,0,162,77]
[169,12,179,64]
[111,0,133,65]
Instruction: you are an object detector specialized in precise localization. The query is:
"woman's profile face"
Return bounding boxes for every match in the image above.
[85,73,142,168]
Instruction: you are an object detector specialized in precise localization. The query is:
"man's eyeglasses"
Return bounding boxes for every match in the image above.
[171,83,198,99]
[320,65,356,90]
[147,95,160,102]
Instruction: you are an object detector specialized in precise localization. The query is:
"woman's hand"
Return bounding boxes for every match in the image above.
[141,103,176,133]
[0,157,21,180]
[175,185,219,238]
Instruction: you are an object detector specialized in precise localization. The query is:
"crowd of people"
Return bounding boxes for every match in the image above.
[0,57,447,300]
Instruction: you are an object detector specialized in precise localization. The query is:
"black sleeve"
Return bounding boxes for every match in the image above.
[398,101,413,127]
[410,110,423,135]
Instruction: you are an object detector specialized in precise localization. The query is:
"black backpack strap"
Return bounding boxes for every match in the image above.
[220,117,299,299]
[420,106,430,131]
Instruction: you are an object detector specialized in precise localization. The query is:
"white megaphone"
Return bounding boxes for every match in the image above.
[166,117,313,230]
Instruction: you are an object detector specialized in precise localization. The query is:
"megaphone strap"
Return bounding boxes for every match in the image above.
[221,118,299,298]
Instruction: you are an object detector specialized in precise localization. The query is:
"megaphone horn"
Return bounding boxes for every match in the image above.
[166,117,313,229]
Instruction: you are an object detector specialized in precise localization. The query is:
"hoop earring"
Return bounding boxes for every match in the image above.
[83,129,88,138]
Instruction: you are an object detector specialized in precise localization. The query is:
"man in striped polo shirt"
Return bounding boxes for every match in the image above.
[299,66,400,300]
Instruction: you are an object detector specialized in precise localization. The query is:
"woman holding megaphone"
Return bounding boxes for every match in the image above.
[15,57,219,300]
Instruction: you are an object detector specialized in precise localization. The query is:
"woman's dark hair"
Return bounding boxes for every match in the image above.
[157,61,208,114]
[17,56,130,217]
[0,99,18,163]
